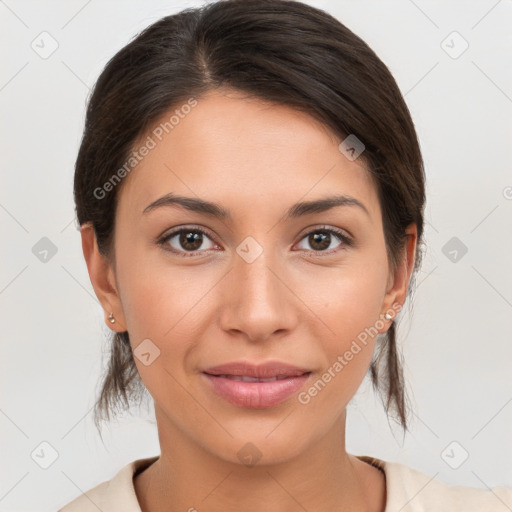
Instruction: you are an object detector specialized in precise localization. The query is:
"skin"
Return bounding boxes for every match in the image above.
[81,88,417,512]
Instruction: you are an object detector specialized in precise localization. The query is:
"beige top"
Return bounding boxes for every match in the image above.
[58,455,512,511]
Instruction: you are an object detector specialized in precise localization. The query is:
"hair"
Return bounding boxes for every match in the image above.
[73,0,426,436]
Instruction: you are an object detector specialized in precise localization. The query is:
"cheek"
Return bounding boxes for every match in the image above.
[308,258,386,335]
[117,265,201,404]
[115,251,218,386]
[332,274,384,339]
[294,271,385,422]
[115,242,207,337]
[310,263,386,375]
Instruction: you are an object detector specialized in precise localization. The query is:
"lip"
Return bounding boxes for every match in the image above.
[203,360,310,378]
[202,360,312,408]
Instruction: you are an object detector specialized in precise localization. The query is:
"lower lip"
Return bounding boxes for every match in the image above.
[202,372,311,408]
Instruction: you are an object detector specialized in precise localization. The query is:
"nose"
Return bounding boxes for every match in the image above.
[218,246,298,343]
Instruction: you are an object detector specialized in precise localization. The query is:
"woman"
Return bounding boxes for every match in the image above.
[59,0,512,510]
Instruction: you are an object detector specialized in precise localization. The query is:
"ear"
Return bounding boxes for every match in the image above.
[80,223,127,331]
[378,222,418,330]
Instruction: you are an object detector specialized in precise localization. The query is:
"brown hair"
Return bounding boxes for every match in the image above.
[74,0,425,435]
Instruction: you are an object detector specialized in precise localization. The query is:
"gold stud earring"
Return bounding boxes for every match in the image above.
[108,312,116,324]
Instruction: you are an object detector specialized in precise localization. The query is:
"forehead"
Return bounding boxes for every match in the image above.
[117,89,380,222]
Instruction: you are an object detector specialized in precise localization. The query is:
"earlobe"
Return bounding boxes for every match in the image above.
[80,223,127,331]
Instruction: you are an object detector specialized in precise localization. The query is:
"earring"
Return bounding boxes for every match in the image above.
[384,313,393,321]
[108,312,116,324]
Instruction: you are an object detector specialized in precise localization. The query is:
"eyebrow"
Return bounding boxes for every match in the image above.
[142,192,370,220]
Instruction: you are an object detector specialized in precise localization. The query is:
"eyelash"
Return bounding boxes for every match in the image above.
[157,225,353,258]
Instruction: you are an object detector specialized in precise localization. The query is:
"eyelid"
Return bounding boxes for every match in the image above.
[296,224,352,242]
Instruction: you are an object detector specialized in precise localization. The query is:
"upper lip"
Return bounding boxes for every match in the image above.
[203,360,311,378]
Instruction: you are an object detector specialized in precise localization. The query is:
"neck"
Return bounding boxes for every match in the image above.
[134,407,385,512]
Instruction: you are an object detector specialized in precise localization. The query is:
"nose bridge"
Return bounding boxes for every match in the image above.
[236,236,283,307]
[219,236,296,340]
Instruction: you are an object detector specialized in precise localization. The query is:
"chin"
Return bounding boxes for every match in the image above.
[205,428,312,468]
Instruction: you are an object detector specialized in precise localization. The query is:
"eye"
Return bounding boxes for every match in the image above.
[157,224,353,258]
[158,226,217,257]
[295,226,352,254]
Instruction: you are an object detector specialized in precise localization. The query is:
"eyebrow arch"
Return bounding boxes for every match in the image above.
[142,192,370,219]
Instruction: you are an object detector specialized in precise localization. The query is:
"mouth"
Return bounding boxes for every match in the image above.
[204,374,306,382]
[201,362,312,408]
[203,360,311,379]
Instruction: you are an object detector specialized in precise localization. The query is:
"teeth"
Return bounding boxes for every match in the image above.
[218,375,291,382]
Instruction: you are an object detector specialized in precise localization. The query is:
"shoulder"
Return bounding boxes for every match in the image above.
[357,455,512,512]
[57,456,159,512]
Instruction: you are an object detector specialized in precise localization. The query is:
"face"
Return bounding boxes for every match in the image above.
[83,88,415,465]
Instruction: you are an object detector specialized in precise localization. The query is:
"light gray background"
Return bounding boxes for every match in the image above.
[1,1,511,511]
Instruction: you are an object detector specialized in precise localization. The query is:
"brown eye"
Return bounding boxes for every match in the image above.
[177,230,205,251]
[159,227,216,256]
[307,232,332,251]
[296,227,352,254]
